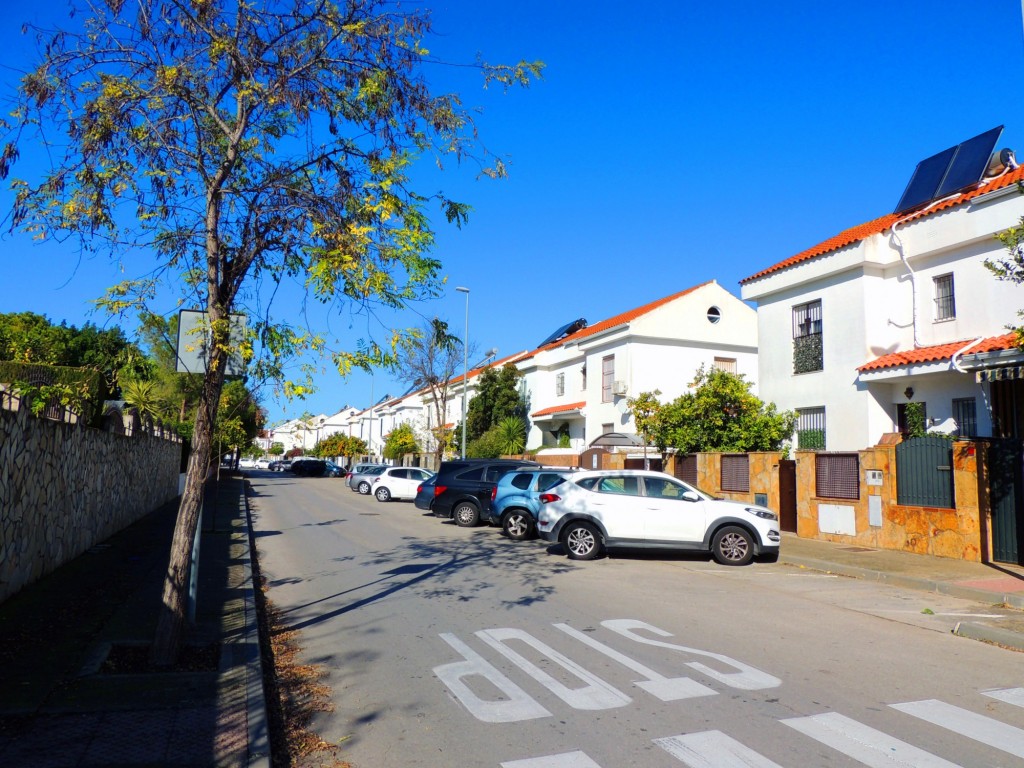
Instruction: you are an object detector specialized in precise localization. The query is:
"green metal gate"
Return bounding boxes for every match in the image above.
[988,440,1023,565]
[895,436,954,509]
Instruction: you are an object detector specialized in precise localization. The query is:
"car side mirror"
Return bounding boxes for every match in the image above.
[681,491,700,502]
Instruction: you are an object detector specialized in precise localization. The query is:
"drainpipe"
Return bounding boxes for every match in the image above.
[889,217,921,349]
[951,337,985,373]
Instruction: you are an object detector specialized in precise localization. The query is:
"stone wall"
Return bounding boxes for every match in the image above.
[0,401,182,603]
[793,441,985,561]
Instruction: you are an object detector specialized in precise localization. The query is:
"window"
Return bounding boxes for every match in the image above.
[933,274,955,321]
[707,306,721,324]
[555,372,565,396]
[602,422,613,435]
[815,453,859,500]
[713,357,737,374]
[643,476,687,499]
[601,355,615,402]
[597,476,640,495]
[511,473,533,490]
[796,407,826,450]
[792,300,823,373]
[720,454,750,492]
[953,397,976,437]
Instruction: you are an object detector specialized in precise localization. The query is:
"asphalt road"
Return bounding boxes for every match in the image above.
[247,471,1024,768]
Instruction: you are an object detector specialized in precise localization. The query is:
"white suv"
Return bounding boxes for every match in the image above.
[536,469,780,565]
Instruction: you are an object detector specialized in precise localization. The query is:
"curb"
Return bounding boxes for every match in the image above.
[231,477,271,768]
[952,621,1024,652]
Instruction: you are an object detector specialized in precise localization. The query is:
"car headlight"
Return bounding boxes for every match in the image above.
[746,507,778,521]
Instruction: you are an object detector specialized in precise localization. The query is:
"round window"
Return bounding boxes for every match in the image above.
[707,306,721,324]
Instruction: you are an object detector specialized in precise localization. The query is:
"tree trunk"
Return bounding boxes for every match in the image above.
[150,353,227,666]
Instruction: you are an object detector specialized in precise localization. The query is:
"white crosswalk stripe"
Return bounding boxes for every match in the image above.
[501,752,602,768]
[654,730,784,767]
[781,712,962,767]
[891,699,1024,757]
[983,687,1024,708]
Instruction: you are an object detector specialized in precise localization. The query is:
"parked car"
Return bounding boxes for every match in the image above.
[324,460,346,478]
[486,468,577,540]
[423,458,542,527]
[348,464,388,494]
[536,469,780,565]
[413,474,437,510]
[254,458,271,469]
[238,457,257,468]
[269,459,291,472]
[371,467,435,502]
[290,458,327,477]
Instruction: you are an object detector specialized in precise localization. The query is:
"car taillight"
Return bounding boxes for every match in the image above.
[491,486,498,502]
[539,493,560,503]
[433,484,447,498]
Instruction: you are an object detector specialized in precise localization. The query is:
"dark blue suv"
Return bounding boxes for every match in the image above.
[417,459,541,527]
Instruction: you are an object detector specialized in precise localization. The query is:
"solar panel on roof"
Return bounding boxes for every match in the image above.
[539,318,587,347]
[894,126,1004,216]
[935,126,1003,198]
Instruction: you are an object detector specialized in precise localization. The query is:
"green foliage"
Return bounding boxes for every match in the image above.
[627,390,665,451]
[269,442,285,456]
[796,429,825,450]
[383,423,420,459]
[0,361,102,420]
[496,416,526,455]
[793,333,823,374]
[904,401,927,438]
[658,367,797,454]
[466,364,524,441]
[120,378,161,418]
[466,427,506,458]
[314,432,367,458]
[988,205,1024,346]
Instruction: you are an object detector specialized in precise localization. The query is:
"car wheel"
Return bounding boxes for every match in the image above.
[453,502,480,527]
[712,526,755,566]
[358,481,371,495]
[502,510,533,541]
[375,487,391,502]
[563,521,601,560]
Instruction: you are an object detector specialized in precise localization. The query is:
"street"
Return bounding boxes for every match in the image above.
[248,472,1024,768]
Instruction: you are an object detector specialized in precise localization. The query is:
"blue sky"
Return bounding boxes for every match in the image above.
[1,1,1023,426]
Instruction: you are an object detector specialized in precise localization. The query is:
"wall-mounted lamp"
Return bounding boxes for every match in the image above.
[904,386,914,400]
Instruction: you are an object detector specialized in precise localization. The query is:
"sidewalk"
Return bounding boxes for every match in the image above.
[779,532,1024,650]
[1,493,1022,768]
[0,474,268,768]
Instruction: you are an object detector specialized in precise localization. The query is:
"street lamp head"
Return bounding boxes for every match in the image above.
[455,286,469,294]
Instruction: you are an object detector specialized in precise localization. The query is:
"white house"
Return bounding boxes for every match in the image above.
[740,141,1024,451]
[519,280,759,451]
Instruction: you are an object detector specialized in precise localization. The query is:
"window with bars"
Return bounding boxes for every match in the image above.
[953,397,976,437]
[713,357,738,374]
[555,372,565,396]
[720,454,750,492]
[796,407,826,450]
[601,355,614,402]
[815,453,859,499]
[793,300,823,373]
[933,274,955,321]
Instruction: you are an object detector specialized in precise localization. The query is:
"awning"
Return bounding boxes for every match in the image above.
[588,432,644,448]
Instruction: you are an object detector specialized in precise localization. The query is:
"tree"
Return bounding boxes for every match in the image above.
[988,211,1024,345]
[7,0,541,664]
[269,441,284,456]
[466,364,524,441]
[626,389,664,469]
[656,367,796,454]
[315,432,367,460]
[383,422,419,460]
[396,320,465,464]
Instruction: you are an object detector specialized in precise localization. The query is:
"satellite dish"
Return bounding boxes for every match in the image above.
[615,397,630,415]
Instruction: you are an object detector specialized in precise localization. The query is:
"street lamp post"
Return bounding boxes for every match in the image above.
[456,286,470,459]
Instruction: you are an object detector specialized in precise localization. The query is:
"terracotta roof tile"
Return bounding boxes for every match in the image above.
[742,166,1024,284]
[531,401,586,418]
[858,333,1019,372]
[531,282,712,353]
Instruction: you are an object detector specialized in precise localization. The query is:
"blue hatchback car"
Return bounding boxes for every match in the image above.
[486,468,576,540]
